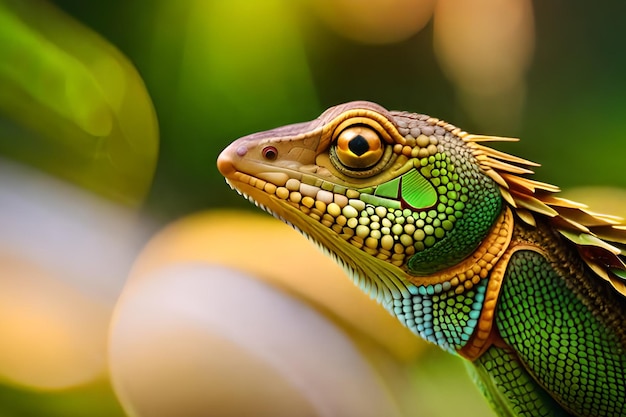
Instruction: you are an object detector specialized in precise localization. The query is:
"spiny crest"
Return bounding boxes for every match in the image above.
[459,132,626,296]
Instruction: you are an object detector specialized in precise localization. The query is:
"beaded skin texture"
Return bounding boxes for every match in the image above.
[217,101,626,417]
[498,250,625,416]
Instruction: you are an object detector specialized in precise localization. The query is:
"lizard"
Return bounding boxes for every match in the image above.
[217,101,626,417]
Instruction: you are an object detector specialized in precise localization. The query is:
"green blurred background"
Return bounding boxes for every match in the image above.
[41,0,626,218]
[1,0,626,416]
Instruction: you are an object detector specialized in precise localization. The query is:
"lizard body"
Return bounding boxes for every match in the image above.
[217,101,626,417]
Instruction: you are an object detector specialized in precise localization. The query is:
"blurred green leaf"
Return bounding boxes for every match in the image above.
[0,0,158,206]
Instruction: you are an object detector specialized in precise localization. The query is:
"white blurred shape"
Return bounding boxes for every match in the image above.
[109,263,404,417]
[0,159,151,389]
[434,0,535,129]
[0,159,149,301]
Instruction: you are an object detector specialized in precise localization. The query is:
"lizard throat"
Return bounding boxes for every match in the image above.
[225,171,515,353]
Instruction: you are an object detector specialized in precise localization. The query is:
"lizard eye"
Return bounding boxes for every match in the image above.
[333,126,384,169]
[262,146,278,160]
[329,124,393,178]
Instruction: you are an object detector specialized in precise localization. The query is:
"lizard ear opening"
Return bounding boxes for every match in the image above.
[329,125,392,178]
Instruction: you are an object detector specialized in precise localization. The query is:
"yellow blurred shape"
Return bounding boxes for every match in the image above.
[310,0,435,44]
[434,0,534,129]
[0,254,109,390]
[0,0,158,205]
[561,187,626,219]
[127,210,423,362]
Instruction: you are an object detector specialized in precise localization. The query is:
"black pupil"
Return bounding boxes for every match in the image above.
[348,135,369,156]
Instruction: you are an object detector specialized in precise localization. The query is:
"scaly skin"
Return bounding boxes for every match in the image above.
[217,101,626,417]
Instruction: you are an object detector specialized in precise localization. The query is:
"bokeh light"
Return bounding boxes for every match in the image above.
[0,161,150,391]
[433,0,535,130]
[0,255,109,389]
[309,0,436,44]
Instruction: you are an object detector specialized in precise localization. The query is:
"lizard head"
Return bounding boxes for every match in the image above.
[218,101,626,353]
[217,101,517,306]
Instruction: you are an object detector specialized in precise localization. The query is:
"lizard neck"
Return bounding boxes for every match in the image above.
[393,208,515,353]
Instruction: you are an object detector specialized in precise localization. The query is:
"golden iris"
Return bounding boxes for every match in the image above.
[335,126,383,169]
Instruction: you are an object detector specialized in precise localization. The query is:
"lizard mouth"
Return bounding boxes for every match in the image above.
[222,175,295,227]
[217,152,315,224]
[218,151,335,252]
[235,177,411,304]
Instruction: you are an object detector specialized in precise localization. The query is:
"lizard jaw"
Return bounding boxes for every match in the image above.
[220,172,414,310]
